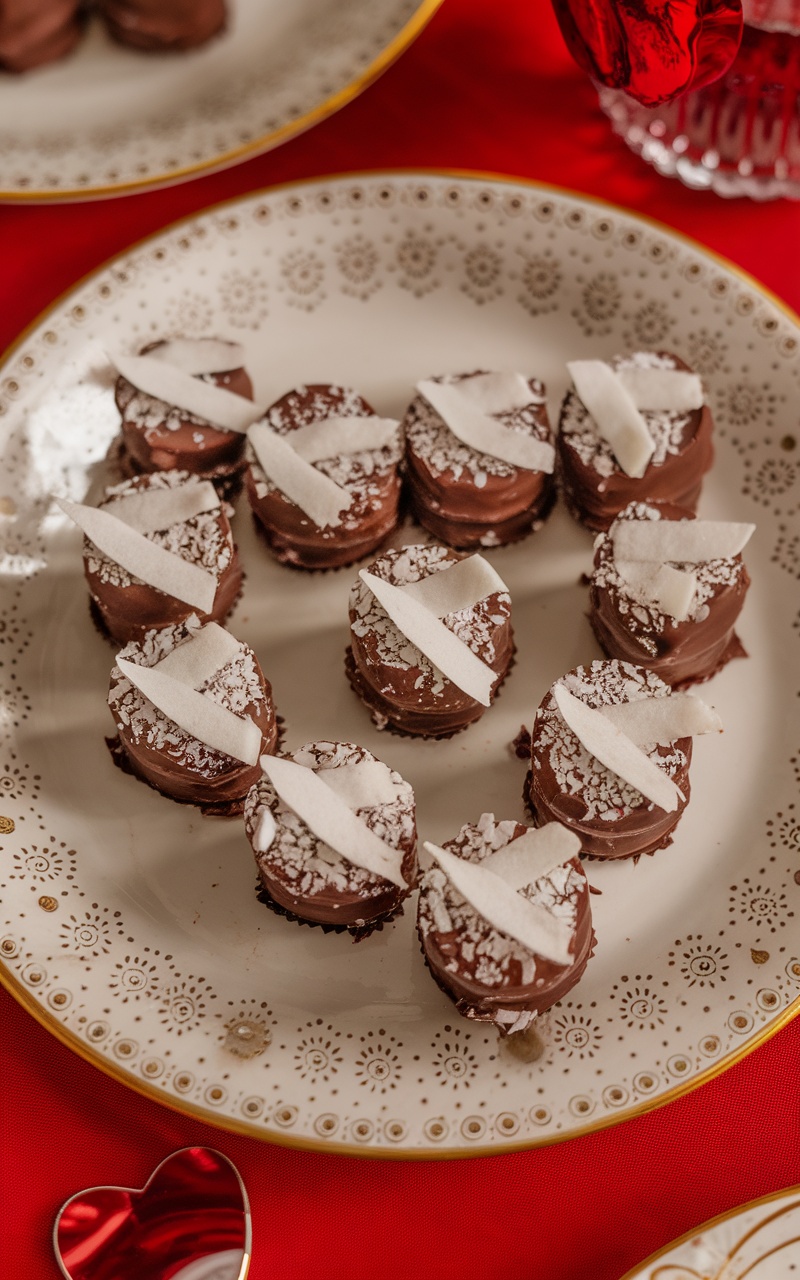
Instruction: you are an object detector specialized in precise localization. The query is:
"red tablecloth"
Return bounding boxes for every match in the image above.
[1,3,798,1277]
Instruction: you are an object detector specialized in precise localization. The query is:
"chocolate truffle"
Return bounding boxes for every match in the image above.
[403,371,556,548]
[81,470,242,645]
[244,741,417,938]
[115,339,253,494]
[589,501,751,687]
[245,384,403,570]
[0,0,83,73]
[558,352,714,532]
[527,659,692,860]
[100,0,226,51]
[418,814,594,1034]
[346,543,514,738]
[108,619,278,812]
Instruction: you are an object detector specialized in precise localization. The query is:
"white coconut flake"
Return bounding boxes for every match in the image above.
[424,840,573,965]
[359,569,496,706]
[289,416,400,463]
[617,367,704,411]
[600,693,722,744]
[253,806,278,853]
[417,379,555,474]
[456,371,541,414]
[248,422,352,529]
[147,339,246,374]
[615,559,697,622]
[57,497,217,612]
[259,754,406,888]
[482,822,582,889]
[116,656,262,765]
[154,622,243,689]
[553,682,682,812]
[612,519,756,563]
[567,360,655,478]
[400,553,508,617]
[103,480,220,534]
[316,758,412,809]
[111,352,261,433]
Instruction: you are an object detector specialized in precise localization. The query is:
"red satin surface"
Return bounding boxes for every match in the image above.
[0,3,798,1278]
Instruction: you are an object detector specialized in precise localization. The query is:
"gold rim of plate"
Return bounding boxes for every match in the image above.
[1,169,798,1159]
[0,3,443,203]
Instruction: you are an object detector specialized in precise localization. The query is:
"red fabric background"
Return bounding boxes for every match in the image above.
[1,2,798,1277]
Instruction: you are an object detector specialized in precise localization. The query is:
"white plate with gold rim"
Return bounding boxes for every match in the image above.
[0,172,798,1157]
[620,1184,800,1279]
[0,0,440,202]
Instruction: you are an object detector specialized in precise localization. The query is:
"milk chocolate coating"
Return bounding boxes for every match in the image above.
[101,0,225,51]
[404,372,556,549]
[108,623,278,809]
[528,659,692,860]
[244,741,417,933]
[418,816,594,1032]
[347,544,514,738]
[245,384,402,571]
[558,353,714,532]
[84,471,242,645]
[0,0,83,71]
[589,501,750,687]
[115,340,252,490]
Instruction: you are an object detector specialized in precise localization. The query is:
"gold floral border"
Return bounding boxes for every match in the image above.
[0,3,443,203]
[1,170,798,1159]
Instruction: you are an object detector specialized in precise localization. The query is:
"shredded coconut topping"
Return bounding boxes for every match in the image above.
[244,741,415,896]
[405,370,550,483]
[418,813,583,988]
[350,545,511,701]
[249,385,402,535]
[109,618,267,777]
[592,502,744,644]
[85,470,232,590]
[533,659,687,821]
[117,369,240,436]
[561,353,698,478]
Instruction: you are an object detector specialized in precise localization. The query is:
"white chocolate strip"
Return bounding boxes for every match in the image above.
[417,379,555,474]
[104,481,220,535]
[154,622,243,690]
[616,367,704,412]
[567,360,655,478]
[614,559,697,622]
[482,822,582,890]
[57,498,217,613]
[611,520,756,563]
[289,416,400,464]
[400,554,509,618]
[316,759,411,810]
[260,754,407,888]
[359,569,497,706]
[116,656,262,765]
[600,693,722,745]
[111,352,262,433]
[553,683,683,812]
[456,371,543,414]
[147,339,246,375]
[248,422,352,529]
[424,840,574,966]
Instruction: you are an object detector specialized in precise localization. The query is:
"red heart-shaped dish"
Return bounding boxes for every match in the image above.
[550,0,743,106]
[54,1147,250,1280]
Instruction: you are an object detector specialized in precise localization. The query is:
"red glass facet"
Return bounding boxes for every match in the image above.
[551,0,744,105]
[54,1148,249,1280]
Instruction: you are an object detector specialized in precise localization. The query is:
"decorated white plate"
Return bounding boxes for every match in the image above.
[0,0,440,201]
[1,172,798,1157]
[619,1184,800,1279]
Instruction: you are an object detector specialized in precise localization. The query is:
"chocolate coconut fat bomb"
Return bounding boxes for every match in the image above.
[557,351,714,532]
